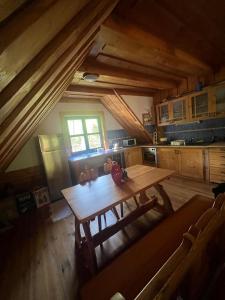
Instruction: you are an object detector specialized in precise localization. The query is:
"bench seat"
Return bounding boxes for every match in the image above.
[81,195,213,300]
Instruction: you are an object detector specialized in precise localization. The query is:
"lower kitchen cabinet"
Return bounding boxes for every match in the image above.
[157,148,204,180]
[209,148,225,183]
[179,149,204,179]
[124,147,143,167]
[157,148,179,173]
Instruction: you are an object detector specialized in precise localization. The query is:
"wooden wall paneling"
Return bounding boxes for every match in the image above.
[0,165,46,194]
[0,0,90,91]
[0,0,117,123]
[0,44,92,170]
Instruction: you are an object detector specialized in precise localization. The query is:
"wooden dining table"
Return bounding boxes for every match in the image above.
[61,165,175,275]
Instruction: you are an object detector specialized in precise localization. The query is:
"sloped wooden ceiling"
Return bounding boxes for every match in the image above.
[69,0,225,96]
[0,0,119,171]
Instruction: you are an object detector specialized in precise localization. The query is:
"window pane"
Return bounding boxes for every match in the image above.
[70,136,86,152]
[85,118,99,134]
[88,134,101,149]
[67,119,83,135]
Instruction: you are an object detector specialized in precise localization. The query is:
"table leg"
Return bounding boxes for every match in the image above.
[82,222,97,274]
[75,216,81,246]
[154,183,174,215]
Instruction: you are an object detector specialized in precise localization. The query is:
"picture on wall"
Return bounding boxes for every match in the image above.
[33,187,50,208]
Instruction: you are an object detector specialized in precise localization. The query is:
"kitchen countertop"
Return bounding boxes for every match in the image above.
[68,147,133,162]
[141,142,225,148]
[69,143,225,162]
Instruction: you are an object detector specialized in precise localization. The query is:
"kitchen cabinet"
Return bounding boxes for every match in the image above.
[157,148,179,173]
[209,148,225,183]
[171,97,188,122]
[211,84,225,117]
[157,97,188,126]
[124,147,143,167]
[178,149,204,179]
[157,102,170,125]
[157,148,204,180]
[189,91,210,119]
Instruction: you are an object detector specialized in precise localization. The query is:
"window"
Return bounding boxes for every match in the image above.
[65,116,103,153]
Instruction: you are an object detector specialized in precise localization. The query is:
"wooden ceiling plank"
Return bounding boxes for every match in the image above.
[0,0,90,91]
[0,0,118,121]
[104,15,212,73]
[157,0,225,59]
[104,42,210,78]
[114,0,224,68]
[0,0,56,53]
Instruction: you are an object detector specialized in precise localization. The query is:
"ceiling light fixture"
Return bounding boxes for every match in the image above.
[82,73,99,82]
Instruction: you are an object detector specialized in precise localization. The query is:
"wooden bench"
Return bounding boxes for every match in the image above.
[81,194,213,300]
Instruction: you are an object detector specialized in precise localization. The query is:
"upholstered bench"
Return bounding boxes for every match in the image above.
[81,195,212,300]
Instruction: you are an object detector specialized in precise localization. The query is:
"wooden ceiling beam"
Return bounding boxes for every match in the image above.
[102,16,212,76]
[72,78,157,93]
[65,84,156,97]
[96,54,184,82]
[79,59,179,89]
[100,91,152,144]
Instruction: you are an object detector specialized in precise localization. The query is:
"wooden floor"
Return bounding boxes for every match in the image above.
[0,176,215,300]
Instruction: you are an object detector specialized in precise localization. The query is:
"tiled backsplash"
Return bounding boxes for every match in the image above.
[163,117,225,143]
[106,118,225,145]
[107,125,156,147]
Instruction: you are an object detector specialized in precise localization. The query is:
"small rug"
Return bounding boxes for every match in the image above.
[50,198,72,222]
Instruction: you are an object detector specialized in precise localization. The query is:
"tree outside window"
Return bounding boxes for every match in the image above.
[65,116,103,153]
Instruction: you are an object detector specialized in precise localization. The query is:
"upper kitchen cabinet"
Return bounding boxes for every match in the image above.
[189,90,210,120]
[157,102,170,126]
[156,97,188,126]
[211,84,225,117]
[171,97,188,123]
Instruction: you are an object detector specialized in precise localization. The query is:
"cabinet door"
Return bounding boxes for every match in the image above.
[125,148,143,167]
[157,103,169,124]
[171,98,187,121]
[179,149,204,179]
[157,148,179,173]
[214,86,225,115]
[191,92,209,118]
